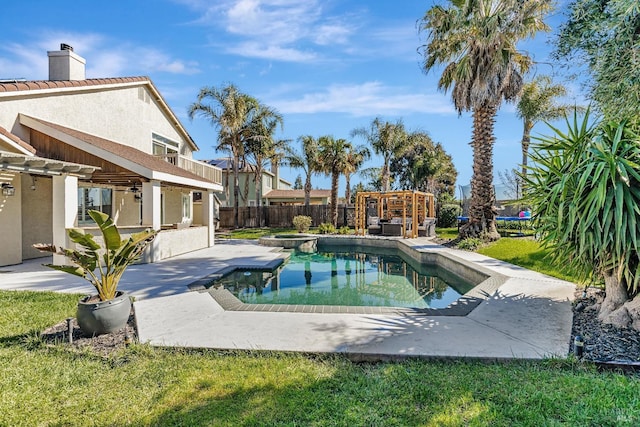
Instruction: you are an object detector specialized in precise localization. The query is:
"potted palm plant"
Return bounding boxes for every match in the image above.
[34,210,157,335]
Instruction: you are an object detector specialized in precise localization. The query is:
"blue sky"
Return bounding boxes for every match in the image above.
[1,0,579,196]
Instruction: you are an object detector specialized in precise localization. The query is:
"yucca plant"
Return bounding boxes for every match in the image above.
[34,210,157,301]
[524,110,640,329]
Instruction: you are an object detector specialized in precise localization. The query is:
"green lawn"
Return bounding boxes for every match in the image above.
[477,238,575,282]
[2,289,640,425]
[229,227,302,239]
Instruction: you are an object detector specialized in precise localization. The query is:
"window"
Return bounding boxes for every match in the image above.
[152,133,179,157]
[78,187,112,224]
[182,193,191,222]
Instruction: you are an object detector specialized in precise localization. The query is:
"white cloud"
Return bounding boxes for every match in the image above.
[0,31,199,80]
[268,82,454,116]
[176,0,353,63]
[226,42,317,62]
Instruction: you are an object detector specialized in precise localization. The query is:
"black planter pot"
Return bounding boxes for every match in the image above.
[76,291,131,336]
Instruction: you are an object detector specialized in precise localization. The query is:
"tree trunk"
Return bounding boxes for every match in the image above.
[255,170,263,227]
[382,157,391,192]
[233,155,240,229]
[331,170,339,227]
[345,172,351,205]
[304,174,311,209]
[460,105,500,241]
[599,270,629,322]
[521,120,533,179]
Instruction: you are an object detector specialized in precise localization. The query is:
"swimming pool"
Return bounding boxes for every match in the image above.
[208,245,475,309]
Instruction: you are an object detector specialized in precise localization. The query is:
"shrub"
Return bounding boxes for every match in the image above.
[318,223,336,234]
[437,204,462,228]
[292,215,312,233]
[457,238,481,251]
[337,226,352,235]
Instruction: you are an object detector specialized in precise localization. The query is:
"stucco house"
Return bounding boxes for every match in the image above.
[207,158,292,207]
[0,44,222,267]
[263,189,331,206]
[208,158,331,207]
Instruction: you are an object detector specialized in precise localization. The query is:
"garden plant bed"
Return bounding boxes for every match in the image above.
[570,288,640,368]
[41,312,136,357]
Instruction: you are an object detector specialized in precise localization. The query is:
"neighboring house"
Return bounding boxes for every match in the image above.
[208,158,292,207]
[263,189,331,206]
[0,44,222,267]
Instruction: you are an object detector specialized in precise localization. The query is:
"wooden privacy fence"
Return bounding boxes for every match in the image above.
[219,205,356,229]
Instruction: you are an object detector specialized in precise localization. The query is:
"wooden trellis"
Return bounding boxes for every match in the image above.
[354,190,435,238]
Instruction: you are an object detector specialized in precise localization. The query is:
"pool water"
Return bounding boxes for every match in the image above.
[210,246,475,309]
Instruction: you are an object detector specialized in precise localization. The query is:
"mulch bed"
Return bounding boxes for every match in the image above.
[40,312,137,357]
[570,287,640,365]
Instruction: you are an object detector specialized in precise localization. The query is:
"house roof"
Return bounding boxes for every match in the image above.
[0,125,36,155]
[0,150,98,178]
[264,189,331,199]
[20,115,221,191]
[0,76,148,93]
[0,76,198,151]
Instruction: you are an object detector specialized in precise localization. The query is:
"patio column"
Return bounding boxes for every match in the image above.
[202,190,215,246]
[142,180,161,230]
[52,174,77,265]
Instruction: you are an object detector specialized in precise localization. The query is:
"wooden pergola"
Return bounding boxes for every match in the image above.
[354,190,435,238]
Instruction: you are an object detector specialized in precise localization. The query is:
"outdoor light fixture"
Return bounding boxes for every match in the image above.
[129,183,140,193]
[1,183,15,196]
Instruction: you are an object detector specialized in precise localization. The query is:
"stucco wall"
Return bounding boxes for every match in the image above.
[0,84,193,157]
[0,173,22,266]
[112,188,142,226]
[162,189,192,224]
[21,175,53,260]
[144,226,208,263]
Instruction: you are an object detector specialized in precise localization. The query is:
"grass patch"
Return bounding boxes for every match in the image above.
[229,227,306,239]
[436,227,458,240]
[1,290,640,425]
[477,238,574,282]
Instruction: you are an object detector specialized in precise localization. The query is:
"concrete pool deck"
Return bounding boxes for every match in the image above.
[0,238,576,360]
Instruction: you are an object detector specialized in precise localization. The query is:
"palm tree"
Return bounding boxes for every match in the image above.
[351,118,406,192]
[244,103,284,226]
[343,144,370,204]
[317,136,352,227]
[516,75,576,178]
[188,83,260,229]
[419,0,551,240]
[283,136,321,209]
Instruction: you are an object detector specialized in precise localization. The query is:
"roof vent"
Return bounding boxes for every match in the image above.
[60,43,73,51]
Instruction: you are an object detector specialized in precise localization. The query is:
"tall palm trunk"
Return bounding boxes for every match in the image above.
[345,172,351,205]
[232,149,240,229]
[461,105,499,240]
[521,119,534,178]
[330,169,339,227]
[381,158,391,192]
[255,171,263,227]
[304,175,311,214]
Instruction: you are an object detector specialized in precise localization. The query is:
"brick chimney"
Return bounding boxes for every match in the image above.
[47,43,86,81]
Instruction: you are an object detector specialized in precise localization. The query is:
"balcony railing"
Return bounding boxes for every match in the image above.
[155,153,222,185]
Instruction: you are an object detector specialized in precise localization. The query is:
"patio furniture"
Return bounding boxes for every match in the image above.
[368,216,381,235]
[382,222,403,236]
